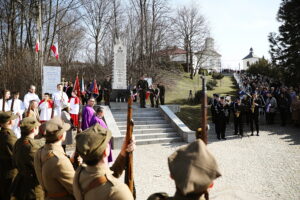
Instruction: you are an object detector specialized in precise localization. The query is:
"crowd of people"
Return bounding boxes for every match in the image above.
[0,80,220,200]
[211,73,300,140]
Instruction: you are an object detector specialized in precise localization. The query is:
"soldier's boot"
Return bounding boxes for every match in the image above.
[251,132,254,136]
[257,132,259,136]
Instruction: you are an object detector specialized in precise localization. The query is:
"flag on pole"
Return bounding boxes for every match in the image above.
[50,44,59,60]
[35,39,39,52]
[89,79,99,98]
[81,76,86,95]
[73,75,81,97]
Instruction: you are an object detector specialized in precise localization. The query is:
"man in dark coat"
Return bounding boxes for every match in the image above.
[136,75,149,108]
[103,76,112,107]
[157,83,165,105]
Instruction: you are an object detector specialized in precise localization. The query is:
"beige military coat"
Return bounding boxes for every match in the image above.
[73,164,134,200]
[34,143,75,200]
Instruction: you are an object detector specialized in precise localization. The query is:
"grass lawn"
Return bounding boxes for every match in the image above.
[165,73,238,131]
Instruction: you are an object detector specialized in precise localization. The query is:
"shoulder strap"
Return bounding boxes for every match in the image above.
[77,166,108,199]
[82,176,107,195]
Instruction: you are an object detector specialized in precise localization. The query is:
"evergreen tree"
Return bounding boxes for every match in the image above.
[268,0,300,85]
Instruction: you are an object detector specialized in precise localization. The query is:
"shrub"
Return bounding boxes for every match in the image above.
[207,79,217,87]
[212,72,224,80]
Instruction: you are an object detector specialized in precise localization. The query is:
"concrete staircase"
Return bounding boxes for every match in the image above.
[111,104,182,145]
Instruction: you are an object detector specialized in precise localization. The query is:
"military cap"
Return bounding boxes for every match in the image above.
[75,123,112,162]
[0,111,18,124]
[168,139,221,195]
[220,96,225,100]
[45,117,71,142]
[20,116,41,131]
[213,93,219,98]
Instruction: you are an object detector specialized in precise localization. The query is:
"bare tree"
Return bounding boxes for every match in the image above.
[80,0,112,65]
[171,4,208,76]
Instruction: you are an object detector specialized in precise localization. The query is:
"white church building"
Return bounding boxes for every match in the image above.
[195,37,222,72]
[242,47,259,70]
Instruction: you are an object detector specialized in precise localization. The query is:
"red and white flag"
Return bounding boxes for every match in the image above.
[50,44,59,60]
[73,75,81,97]
[35,39,39,52]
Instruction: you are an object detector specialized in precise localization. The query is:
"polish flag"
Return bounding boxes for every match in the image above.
[35,40,39,52]
[50,44,59,60]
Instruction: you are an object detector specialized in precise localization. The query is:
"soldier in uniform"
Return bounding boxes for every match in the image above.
[73,123,134,200]
[157,83,165,105]
[11,117,45,200]
[136,75,149,108]
[249,92,262,136]
[34,117,75,200]
[149,85,155,108]
[147,140,221,200]
[210,94,219,137]
[0,111,18,200]
[233,97,245,137]
[103,76,112,107]
[216,97,229,140]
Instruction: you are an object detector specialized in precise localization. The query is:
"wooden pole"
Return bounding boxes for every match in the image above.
[200,75,208,144]
[125,96,135,198]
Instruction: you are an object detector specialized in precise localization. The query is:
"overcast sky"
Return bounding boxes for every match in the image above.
[170,0,282,69]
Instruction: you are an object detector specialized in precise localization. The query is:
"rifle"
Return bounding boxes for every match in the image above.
[196,75,209,200]
[124,96,135,198]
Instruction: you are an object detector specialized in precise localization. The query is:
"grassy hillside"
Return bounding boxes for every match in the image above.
[164,73,237,131]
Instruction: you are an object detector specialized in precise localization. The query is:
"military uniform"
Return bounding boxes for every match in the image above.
[12,136,45,199]
[34,117,75,200]
[147,140,221,200]
[249,96,262,136]
[137,79,149,108]
[233,100,245,136]
[216,100,229,139]
[210,95,219,137]
[157,84,165,105]
[102,79,112,106]
[0,111,18,200]
[73,124,134,200]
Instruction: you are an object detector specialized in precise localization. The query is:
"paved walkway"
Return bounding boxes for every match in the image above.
[112,123,300,200]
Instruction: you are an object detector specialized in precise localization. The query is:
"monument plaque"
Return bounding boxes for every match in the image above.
[112,39,127,89]
[111,39,129,101]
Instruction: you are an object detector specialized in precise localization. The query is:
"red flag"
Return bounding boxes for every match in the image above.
[35,40,39,52]
[50,44,59,60]
[93,79,99,95]
[73,75,81,97]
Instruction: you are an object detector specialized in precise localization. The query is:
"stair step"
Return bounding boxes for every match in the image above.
[116,120,167,126]
[119,124,170,130]
[136,137,182,145]
[121,128,175,134]
[134,132,179,140]
[113,113,161,117]
[114,116,163,121]
[112,110,160,115]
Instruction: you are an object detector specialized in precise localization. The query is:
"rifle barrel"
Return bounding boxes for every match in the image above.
[201,76,208,144]
[125,97,134,194]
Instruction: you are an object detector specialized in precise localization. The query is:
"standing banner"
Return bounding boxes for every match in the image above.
[43,66,61,95]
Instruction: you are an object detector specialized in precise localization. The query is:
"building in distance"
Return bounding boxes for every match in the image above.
[242,47,259,70]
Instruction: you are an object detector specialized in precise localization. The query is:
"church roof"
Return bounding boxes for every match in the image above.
[242,47,259,60]
[156,46,187,56]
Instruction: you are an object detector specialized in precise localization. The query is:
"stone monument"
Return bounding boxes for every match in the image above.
[111,38,129,101]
